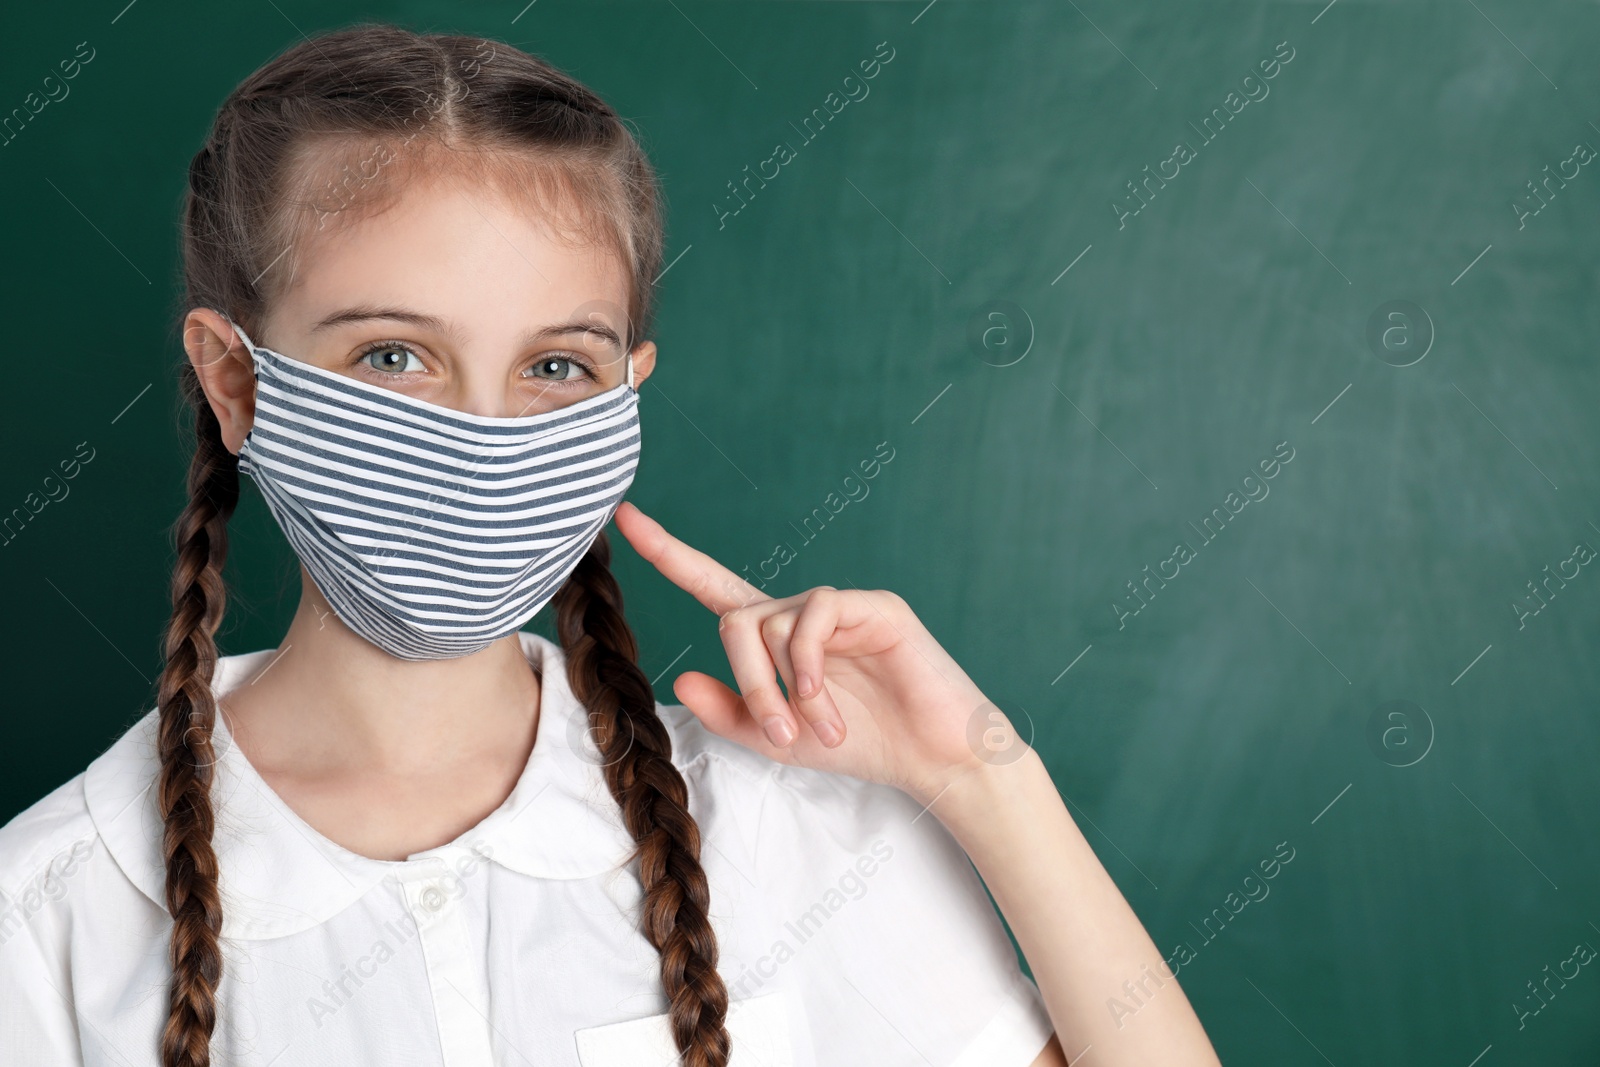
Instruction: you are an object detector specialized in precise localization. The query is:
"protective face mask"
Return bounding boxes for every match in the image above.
[225,318,641,661]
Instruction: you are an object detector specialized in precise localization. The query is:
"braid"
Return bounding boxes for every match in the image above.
[155,390,240,1067]
[554,532,732,1067]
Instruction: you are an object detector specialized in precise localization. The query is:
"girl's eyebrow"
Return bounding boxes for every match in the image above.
[310,304,625,350]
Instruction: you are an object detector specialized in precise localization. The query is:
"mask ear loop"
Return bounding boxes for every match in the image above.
[220,313,258,357]
[626,350,635,392]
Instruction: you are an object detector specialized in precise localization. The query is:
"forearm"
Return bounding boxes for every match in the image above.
[927,748,1222,1065]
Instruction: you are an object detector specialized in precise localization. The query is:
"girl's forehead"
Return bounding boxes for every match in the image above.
[281,175,631,324]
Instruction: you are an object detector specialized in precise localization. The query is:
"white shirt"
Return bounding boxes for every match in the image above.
[0,631,1054,1066]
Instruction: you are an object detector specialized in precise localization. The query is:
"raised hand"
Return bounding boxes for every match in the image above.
[612,501,1014,805]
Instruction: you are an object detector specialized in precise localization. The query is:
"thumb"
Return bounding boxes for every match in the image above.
[671,670,778,756]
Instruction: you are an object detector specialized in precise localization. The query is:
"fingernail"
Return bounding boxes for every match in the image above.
[763,716,795,747]
[797,672,815,697]
[814,721,842,747]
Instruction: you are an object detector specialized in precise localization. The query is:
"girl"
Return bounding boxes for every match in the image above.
[0,22,1221,1067]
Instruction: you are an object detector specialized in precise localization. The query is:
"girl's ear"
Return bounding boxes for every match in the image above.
[628,339,657,390]
[183,308,257,455]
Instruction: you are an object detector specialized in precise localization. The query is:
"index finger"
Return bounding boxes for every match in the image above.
[613,501,772,615]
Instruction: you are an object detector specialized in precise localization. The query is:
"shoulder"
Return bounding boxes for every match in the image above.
[0,768,98,908]
[654,705,1055,1065]
[656,701,774,789]
[0,772,99,1063]
[654,701,937,867]
[656,700,913,812]
[0,763,103,990]
[0,706,168,938]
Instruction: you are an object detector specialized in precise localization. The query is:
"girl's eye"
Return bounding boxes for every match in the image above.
[522,356,592,383]
[360,344,424,373]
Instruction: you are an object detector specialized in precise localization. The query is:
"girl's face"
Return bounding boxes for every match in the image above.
[187,167,656,453]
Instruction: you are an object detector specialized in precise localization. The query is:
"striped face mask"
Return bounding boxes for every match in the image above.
[227,320,641,661]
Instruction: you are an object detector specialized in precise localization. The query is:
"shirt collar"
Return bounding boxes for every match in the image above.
[84,631,640,941]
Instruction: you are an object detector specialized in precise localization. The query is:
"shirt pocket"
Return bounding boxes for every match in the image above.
[574,990,795,1067]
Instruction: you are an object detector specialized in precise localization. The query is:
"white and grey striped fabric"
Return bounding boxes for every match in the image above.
[229,322,640,661]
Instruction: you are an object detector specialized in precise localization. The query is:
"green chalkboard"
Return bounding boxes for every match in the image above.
[1,1,1597,1063]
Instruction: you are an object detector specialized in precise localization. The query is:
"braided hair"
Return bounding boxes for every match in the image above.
[163,22,728,1066]
[553,536,730,1065]
[155,395,237,1067]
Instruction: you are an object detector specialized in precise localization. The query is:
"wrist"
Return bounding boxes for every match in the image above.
[911,743,1048,837]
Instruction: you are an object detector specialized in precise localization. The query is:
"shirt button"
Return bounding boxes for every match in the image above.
[420,881,446,912]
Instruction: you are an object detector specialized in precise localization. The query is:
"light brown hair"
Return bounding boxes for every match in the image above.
[162,21,728,1066]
